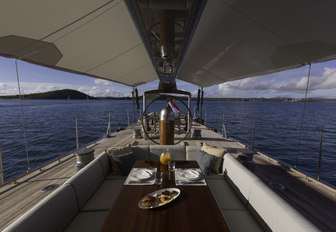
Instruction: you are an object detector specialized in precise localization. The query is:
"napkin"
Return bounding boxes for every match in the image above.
[124,168,157,185]
[175,168,207,186]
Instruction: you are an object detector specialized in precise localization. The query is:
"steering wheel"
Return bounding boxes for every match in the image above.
[141,95,192,145]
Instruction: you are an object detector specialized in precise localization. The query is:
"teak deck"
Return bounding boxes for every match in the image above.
[0,124,335,231]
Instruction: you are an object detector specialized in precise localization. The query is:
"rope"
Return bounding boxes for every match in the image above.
[295,64,312,168]
[15,60,31,171]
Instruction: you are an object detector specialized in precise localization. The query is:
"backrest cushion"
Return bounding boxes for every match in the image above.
[64,160,105,209]
[132,145,150,160]
[3,185,78,232]
[149,145,186,160]
[249,181,318,232]
[96,152,111,177]
[224,153,259,201]
[186,145,202,160]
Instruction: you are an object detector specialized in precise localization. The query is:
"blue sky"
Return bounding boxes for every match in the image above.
[1,56,336,98]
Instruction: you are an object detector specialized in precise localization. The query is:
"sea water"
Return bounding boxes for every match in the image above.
[0,99,335,187]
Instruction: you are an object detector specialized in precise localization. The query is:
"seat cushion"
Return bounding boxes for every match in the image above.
[81,179,124,211]
[207,179,246,210]
[221,210,264,232]
[65,211,109,232]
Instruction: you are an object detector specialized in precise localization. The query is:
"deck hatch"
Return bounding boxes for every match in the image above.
[268,181,285,190]
[41,184,60,192]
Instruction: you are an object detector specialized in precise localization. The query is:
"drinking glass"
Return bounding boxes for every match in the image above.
[168,160,176,172]
[160,148,171,165]
[155,172,163,185]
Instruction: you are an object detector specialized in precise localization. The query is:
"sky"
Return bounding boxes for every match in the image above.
[1,56,336,98]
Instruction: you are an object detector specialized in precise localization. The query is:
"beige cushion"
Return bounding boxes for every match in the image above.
[106,144,133,174]
[149,145,186,160]
[65,211,109,232]
[201,143,226,174]
[81,179,124,211]
[3,185,78,232]
[249,181,318,231]
[96,152,111,177]
[64,161,105,209]
[225,153,260,202]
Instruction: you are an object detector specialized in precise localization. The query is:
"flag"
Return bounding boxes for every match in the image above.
[168,97,181,113]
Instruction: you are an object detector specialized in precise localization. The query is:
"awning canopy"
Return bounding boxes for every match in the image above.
[1,0,336,88]
[0,0,157,87]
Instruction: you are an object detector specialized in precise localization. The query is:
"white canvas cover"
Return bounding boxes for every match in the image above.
[1,0,336,87]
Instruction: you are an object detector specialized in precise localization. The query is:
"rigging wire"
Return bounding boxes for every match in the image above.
[15,60,31,172]
[295,64,312,168]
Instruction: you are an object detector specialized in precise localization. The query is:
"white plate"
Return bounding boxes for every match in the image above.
[131,169,154,180]
[179,169,201,181]
[138,188,180,209]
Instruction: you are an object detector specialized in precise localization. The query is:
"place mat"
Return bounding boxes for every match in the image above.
[175,168,207,186]
[124,168,157,185]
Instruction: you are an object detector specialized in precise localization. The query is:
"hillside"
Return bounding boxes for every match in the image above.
[0,89,94,100]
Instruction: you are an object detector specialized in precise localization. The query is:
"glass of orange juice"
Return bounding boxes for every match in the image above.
[160,148,171,165]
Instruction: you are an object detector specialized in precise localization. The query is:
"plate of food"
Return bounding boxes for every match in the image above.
[178,169,201,181]
[138,188,180,209]
[131,169,154,180]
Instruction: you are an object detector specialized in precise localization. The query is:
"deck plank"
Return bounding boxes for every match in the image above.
[253,155,336,232]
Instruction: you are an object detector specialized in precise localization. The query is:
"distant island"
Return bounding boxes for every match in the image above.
[0,89,335,102]
[0,89,93,100]
[0,89,133,100]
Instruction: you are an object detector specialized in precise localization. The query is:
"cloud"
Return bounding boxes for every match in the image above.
[0,82,70,96]
[3,61,336,98]
[0,83,11,90]
[213,66,336,98]
[312,68,336,89]
[76,79,132,97]
[0,83,17,95]
[94,79,111,86]
[276,67,336,92]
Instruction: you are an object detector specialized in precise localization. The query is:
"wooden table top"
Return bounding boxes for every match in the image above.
[101,160,229,232]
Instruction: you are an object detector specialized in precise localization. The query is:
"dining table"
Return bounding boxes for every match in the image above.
[101,160,230,232]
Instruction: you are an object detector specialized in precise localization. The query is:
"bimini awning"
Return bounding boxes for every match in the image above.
[0,0,157,87]
[177,0,336,87]
[1,0,336,88]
